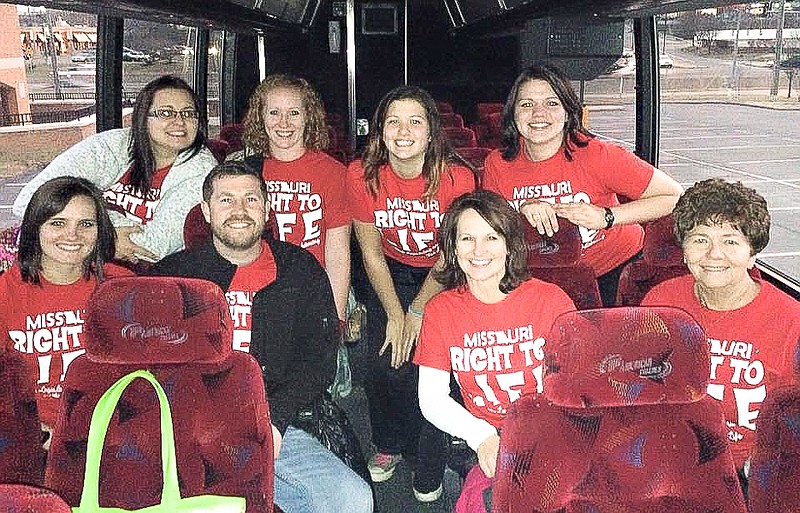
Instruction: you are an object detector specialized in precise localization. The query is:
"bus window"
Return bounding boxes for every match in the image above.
[1,4,98,175]
[579,19,637,148]
[653,4,800,284]
[207,29,224,138]
[121,19,197,101]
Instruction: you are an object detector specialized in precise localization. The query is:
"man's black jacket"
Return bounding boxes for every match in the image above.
[150,238,338,434]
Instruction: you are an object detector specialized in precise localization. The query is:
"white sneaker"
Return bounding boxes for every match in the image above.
[368,452,402,482]
[413,484,443,503]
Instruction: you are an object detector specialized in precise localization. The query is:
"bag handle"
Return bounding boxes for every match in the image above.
[77,370,182,509]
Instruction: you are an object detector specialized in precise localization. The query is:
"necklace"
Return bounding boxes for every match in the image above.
[694,280,759,312]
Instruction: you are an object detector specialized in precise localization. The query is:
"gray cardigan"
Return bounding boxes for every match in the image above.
[13,127,218,259]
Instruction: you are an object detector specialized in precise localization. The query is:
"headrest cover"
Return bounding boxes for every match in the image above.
[0,485,72,512]
[753,384,800,452]
[525,217,582,267]
[544,307,709,407]
[642,215,684,266]
[84,277,232,364]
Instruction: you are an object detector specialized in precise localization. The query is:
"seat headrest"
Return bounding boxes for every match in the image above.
[642,215,684,266]
[544,307,709,407]
[753,384,800,452]
[525,217,582,267]
[84,277,232,365]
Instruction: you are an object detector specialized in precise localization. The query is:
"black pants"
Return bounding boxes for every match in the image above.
[359,257,448,493]
[596,250,643,307]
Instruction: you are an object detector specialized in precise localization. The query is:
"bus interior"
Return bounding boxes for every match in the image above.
[1,0,799,511]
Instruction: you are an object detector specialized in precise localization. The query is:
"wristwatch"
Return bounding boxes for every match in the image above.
[603,207,615,229]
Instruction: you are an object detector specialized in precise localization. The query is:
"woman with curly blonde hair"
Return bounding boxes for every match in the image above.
[243,74,350,320]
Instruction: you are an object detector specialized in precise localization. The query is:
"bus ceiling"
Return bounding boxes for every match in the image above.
[10,0,313,33]
[12,0,746,34]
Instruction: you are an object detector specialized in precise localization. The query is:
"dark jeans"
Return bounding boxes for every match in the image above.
[596,250,642,307]
[360,257,448,493]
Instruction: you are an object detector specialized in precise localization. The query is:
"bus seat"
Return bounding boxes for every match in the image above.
[641,215,682,266]
[456,147,492,173]
[476,102,503,122]
[219,123,244,153]
[748,384,800,513]
[44,277,273,513]
[183,203,212,251]
[473,112,503,148]
[616,215,690,306]
[524,217,602,309]
[444,126,477,148]
[0,347,46,486]
[205,138,230,162]
[440,112,465,128]
[493,307,747,513]
[0,484,71,512]
[435,100,454,113]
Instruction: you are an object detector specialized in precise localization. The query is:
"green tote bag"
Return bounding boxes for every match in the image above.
[72,369,246,513]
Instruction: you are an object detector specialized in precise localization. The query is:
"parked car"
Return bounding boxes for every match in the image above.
[71,49,96,63]
[779,55,800,69]
[122,47,152,63]
[659,54,674,68]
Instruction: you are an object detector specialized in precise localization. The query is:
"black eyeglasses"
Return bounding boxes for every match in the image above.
[147,108,200,120]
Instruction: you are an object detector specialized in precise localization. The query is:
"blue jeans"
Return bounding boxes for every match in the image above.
[274,426,374,513]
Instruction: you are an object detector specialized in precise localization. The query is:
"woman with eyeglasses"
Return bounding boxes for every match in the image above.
[13,75,218,264]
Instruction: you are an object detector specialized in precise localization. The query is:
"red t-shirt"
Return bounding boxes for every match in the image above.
[0,264,133,426]
[642,274,800,468]
[414,279,575,427]
[483,138,654,275]
[261,151,350,266]
[226,241,277,353]
[347,160,475,267]
[104,165,172,225]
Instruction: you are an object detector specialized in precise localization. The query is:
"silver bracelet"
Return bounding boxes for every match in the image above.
[407,305,424,318]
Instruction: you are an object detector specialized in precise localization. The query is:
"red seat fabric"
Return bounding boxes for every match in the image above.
[0,484,72,512]
[205,138,230,162]
[183,203,212,251]
[748,384,800,513]
[494,399,746,513]
[525,218,602,310]
[219,123,244,153]
[476,102,503,122]
[445,127,477,148]
[456,147,492,172]
[616,216,689,306]
[435,100,454,113]
[493,307,747,513]
[544,307,709,408]
[0,224,20,273]
[45,277,273,513]
[441,112,465,128]
[0,348,46,486]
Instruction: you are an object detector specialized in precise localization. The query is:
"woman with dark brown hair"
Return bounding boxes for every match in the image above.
[13,75,217,263]
[347,85,475,501]
[483,63,683,306]
[2,177,132,438]
[415,189,575,512]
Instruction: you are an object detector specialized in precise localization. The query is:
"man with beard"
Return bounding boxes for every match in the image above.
[150,161,374,513]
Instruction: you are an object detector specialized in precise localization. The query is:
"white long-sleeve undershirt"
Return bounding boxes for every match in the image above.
[418,365,497,452]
